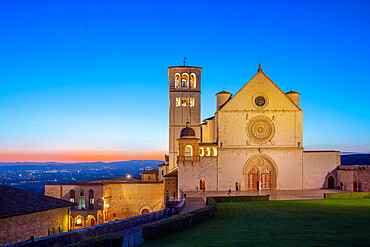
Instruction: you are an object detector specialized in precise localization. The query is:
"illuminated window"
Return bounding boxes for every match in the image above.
[76,218,83,226]
[89,189,94,210]
[182,73,189,88]
[69,190,75,203]
[213,147,217,156]
[190,73,196,88]
[175,73,180,88]
[78,189,85,210]
[182,98,189,106]
[200,147,205,156]
[206,147,211,156]
[176,98,181,106]
[189,98,195,107]
[185,145,193,156]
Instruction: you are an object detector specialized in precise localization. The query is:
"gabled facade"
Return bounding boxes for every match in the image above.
[170,64,340,191]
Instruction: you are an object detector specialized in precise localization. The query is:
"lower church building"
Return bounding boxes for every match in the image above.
[167,64,340,192]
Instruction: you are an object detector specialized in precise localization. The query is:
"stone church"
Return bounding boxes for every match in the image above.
[166,64,340,191]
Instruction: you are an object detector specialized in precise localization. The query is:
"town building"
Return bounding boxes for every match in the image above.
[0,186,75,246]
[45,172,165,230]
[167,64,341,192]
[328,165,370,192]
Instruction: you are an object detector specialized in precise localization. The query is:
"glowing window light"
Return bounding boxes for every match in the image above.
[176,98,181,106]
[76,219,82,225]
[189,98,195,107]
[181,98,189,107]
[206,147,211,156]
[200,147,204,156]
[213,148,217,156]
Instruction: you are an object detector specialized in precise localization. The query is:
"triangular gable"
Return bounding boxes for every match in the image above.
[220,70,302,111]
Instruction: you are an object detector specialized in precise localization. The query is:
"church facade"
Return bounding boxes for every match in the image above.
[167,65,340,191]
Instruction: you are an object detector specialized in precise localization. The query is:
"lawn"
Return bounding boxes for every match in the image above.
[141,199,370,246]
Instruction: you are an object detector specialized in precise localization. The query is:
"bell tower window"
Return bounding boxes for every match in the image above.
[182,98,189,106]
[182,73,189,88]
[176,98,181,106]
[174,73,180,88]
[190,73,196,88]
[189,98,195,107]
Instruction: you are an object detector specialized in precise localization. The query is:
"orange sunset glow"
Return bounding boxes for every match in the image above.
[0,151,165,163]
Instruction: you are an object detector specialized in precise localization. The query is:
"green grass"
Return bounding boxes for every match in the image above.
[141,199,370,247]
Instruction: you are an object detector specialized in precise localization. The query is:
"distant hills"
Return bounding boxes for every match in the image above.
[341,154,370,166]
[0,160,164,171]
[0,154,368,170]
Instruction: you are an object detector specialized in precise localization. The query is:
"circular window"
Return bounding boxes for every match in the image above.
[246,116,275,143]
[255,96,265,107]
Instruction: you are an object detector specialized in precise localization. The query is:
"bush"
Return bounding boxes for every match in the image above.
[212,195,270,203]
[142,198,216,241]
[324,192,370,199]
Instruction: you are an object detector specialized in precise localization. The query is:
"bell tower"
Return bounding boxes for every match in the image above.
[168,66,202,171]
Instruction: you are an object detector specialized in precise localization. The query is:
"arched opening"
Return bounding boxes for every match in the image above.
[74,215,84,229]
[243,154,278,190]
[261,167,271,189]
[328,176,335,189]
[182,73,189,88]
[86,215,96,227]
[175,73,180,88]
[141,209,150,214]
[248,167,258,190]
[88,189,94,209]
[69,189,75,208]
[78,189,85,210]
[205,147,211,156]
[190,73,196,88]
[69,216,74,230]
[185,145,193,156]
[199,147,205,156]
[200,179,206,190]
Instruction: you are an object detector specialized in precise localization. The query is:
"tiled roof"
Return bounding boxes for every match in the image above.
[164,170,178,177]
[157,162,168,167]
[141,169,159,175]
[0,186,75,219]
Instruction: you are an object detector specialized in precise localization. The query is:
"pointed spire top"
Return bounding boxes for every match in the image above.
[258,63,262,72]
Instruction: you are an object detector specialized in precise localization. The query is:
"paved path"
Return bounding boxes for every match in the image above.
[184,189,344,201]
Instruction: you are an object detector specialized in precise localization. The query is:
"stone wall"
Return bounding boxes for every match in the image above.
[103,182,165,220]
[8,210,168,247]
[1,207,70,246]
[178,156,218,191]
[303,151,340,189]
[336,166,370,192]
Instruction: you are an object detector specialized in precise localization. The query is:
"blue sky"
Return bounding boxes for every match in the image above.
[0,0,369,161]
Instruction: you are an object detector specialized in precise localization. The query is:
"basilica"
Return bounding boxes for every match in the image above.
[165,64,340,192]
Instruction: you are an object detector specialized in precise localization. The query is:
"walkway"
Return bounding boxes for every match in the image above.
[184,189,344,201]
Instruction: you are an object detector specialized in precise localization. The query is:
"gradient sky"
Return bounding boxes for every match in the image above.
[0,0,369,162]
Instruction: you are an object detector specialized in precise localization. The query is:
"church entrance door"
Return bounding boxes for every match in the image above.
[328,176,334,189]
[248,167,258,190]
[261,168,271,189]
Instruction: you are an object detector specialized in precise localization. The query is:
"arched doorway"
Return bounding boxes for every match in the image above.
[243,154,278,190]
[248,167,258,190]
[261,167,271,189]
[200,179,206,190]
[328,176,334,189]
[141,209,150,214]
[74,215,84,229]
